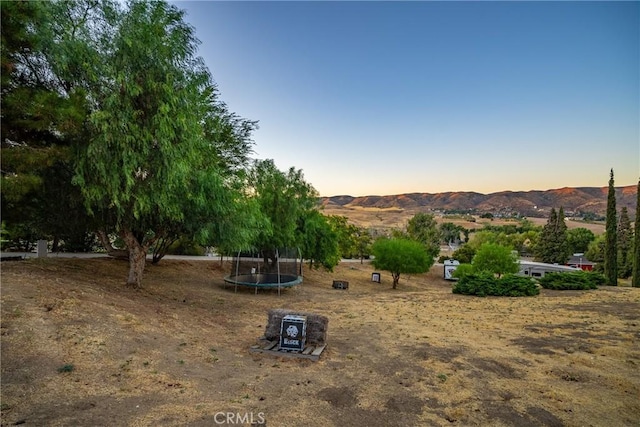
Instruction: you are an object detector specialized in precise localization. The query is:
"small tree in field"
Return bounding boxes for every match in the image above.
[372,238,433,289]
[472,243,519,278]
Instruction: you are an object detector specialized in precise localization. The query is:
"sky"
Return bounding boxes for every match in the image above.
[172,1,639,197]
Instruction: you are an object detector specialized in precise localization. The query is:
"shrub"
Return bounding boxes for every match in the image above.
[452,263,474,280]
[452,245,476,264]
[453,273,539,297]
[438,255,452,263]
[538,271,604,290]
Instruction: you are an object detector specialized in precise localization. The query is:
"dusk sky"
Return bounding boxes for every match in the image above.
[174,1,639,197]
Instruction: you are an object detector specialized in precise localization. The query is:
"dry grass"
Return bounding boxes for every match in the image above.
[321,205,605,235]
[1,257,638,426]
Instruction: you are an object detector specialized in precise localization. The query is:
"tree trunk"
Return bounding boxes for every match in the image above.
[121,229,147,288]
[97,229,129,259]
[392,273,400,289]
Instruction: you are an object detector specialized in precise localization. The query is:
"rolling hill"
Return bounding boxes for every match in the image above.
[320,185,637,218]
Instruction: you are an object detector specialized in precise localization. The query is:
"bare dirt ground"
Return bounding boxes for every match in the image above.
[1,258,638,426]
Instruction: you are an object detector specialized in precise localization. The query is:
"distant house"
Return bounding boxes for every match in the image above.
[566,254,595,271]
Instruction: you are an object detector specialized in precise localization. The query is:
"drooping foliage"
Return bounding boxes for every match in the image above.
[297,210,340,271]
[2,0,260,287]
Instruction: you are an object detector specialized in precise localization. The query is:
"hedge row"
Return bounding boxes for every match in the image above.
[537,271,605,290]
[452,273,539,297]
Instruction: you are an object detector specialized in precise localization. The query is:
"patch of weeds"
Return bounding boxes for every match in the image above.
[57,364,75,373]
[1,403,12,411]
[143,361,150,367]
[437,373,448,383]
[178,359,185,365]
[120,359,132,371]
[209,347,217,353]
[561,373,580,382]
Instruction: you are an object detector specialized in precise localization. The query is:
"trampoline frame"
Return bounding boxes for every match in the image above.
[224,248,303,295]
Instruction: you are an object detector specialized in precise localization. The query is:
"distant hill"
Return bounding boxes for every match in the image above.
[320,185,637,218]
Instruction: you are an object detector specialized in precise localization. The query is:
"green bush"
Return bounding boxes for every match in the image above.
[438,255,452,263]
[166,238,206,256]
[451,263,474,280]
[453,273,539,297]
[538,271,604,290]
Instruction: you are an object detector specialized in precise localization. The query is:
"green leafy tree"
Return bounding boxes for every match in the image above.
[567,228,596,255]
[371,238,434,289]
[71,1,253,287]
[298,210,340,270]
[586,234,605,272]
[617,207,633,279]
[326,215,359,259]
[472,243,519,278]
[406,213,441,261]
[440,222,465,244]
[452,244,476,264]
[633,180,640,288]
[604,169,618,285]
[536,207,569,264]
[249,159,318,269]
[0,1,97,250]
[354,227,373,264]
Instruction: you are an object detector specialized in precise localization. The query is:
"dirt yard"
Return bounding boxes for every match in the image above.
[1,258,638,426]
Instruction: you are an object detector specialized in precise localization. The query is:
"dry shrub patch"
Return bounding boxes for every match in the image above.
[1,257,639,426]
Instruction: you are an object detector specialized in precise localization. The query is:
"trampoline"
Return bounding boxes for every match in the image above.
[224,248,303,295]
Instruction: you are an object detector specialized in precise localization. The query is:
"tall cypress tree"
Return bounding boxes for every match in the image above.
[633,179,640,288]
[617,207,632,279]
[538,208,557,263]
[604,169,617,285]
[556,206,569,262]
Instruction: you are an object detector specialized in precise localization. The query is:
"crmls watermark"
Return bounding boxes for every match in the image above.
[213,412,266,425]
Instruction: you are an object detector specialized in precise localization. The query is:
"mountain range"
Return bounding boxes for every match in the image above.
[320,185,638,218]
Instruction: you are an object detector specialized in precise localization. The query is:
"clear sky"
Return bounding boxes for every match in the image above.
[173,1,639,197]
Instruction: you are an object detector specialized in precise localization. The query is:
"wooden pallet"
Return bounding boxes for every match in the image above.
[250,340,327,361]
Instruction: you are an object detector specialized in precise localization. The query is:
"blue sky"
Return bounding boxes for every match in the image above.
[174,1,639,197]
